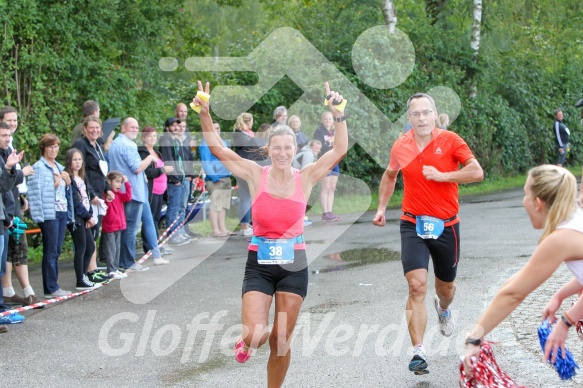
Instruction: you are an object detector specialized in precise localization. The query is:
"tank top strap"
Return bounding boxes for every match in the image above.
[258,165,270,195]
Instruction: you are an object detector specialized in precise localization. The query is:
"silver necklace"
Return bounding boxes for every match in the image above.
[268,169,293,195]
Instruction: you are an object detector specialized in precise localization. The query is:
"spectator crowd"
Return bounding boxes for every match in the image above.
[0,101,337,332]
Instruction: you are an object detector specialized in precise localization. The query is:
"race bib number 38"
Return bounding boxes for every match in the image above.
[257,238,295,265]
[415,216,445,240]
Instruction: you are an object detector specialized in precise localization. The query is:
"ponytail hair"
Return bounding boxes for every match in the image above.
[233,113,253,131]
[528,165,577,242]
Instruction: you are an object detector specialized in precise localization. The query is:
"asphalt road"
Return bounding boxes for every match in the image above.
[2,188,582,387]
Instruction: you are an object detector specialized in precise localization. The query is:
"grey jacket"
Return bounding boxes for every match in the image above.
[292,145,316,169]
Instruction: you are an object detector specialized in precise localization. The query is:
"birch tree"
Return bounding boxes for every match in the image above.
[470,0,482,98]
[382,0,397,33]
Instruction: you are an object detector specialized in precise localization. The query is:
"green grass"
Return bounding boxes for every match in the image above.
[188,216,241,236]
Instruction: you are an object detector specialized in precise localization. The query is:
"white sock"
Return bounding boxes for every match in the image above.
[414,344,425,352]
[3,287,15,297]
[23,286,34,298]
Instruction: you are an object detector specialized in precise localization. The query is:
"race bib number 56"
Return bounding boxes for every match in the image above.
[415,216,445,240]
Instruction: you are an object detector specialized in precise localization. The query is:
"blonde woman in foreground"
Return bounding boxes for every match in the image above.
[464,165,583,376]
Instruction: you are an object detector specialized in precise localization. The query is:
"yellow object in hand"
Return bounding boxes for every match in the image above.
[324,98,347,112]
[190,91,210,113]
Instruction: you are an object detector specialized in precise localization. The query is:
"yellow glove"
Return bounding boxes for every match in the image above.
[190,91,210,113]
[324,97,347,112]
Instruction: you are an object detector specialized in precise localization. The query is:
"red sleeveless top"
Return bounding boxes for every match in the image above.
[249,166,307,250]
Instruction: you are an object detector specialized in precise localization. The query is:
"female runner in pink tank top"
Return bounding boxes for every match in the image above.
[193,81,348,387]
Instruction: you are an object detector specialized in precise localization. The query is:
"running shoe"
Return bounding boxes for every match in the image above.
[321,212,341,222]
[234,337,252,363]
[153,257,170,265]
[408,346,429,375]
[0,312,25,324]
[43,289,72,298]
[76,275,100,290]
[108,270,127,280]
[160,246,174,255]
[88,270,110,284]
[168,236,189,246]
[434,295,455,337]
[126,263,149,272]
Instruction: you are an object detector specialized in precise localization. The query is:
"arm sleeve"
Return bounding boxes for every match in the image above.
[27,164,43,222]
[452,134,476,164]
[554,122,564,147]
[159,136,174,163]
[139,148,161,181]
[14,169,24,186]
[0,165,16,193]
[119,182,133,203]
[71,182,93,221]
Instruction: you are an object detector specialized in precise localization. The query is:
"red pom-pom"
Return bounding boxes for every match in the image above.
[460,340,526,388]
[576,318,583,340]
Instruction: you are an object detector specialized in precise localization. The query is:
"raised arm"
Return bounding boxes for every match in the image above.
[305,82,348,184]
[192,81,260,183]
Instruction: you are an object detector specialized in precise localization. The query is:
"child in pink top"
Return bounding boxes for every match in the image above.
[99,171,131,279]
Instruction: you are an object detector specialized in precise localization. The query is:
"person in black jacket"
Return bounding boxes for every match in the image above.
[159,117,194,245]
[138,126,173,258]
[553,109,570,167]
[65,149,98,290]
[72,116,113,284]
[0,106,39,307]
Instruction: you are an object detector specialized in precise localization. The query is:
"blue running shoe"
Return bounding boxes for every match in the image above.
[409,347,429,375]
[0,312,25,324]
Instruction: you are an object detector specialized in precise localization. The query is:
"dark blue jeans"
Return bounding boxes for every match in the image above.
[120,200,143,269]
[39,212,68,294]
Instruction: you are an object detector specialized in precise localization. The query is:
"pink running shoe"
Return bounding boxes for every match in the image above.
[234,337,252,363]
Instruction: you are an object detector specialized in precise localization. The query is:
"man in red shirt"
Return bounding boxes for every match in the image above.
[373,93,483,375]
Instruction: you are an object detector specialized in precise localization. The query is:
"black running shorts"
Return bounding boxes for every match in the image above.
[400,220,460,282]
[242,250,308,298]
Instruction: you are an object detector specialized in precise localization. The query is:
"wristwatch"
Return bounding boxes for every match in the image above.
[465,337,482,346]
[333,114,348,122]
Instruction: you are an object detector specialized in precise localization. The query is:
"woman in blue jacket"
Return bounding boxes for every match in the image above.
[28,134,74,298]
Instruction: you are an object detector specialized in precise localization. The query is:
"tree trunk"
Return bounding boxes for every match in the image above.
[469,0,482,98]
[382,0,397,33]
